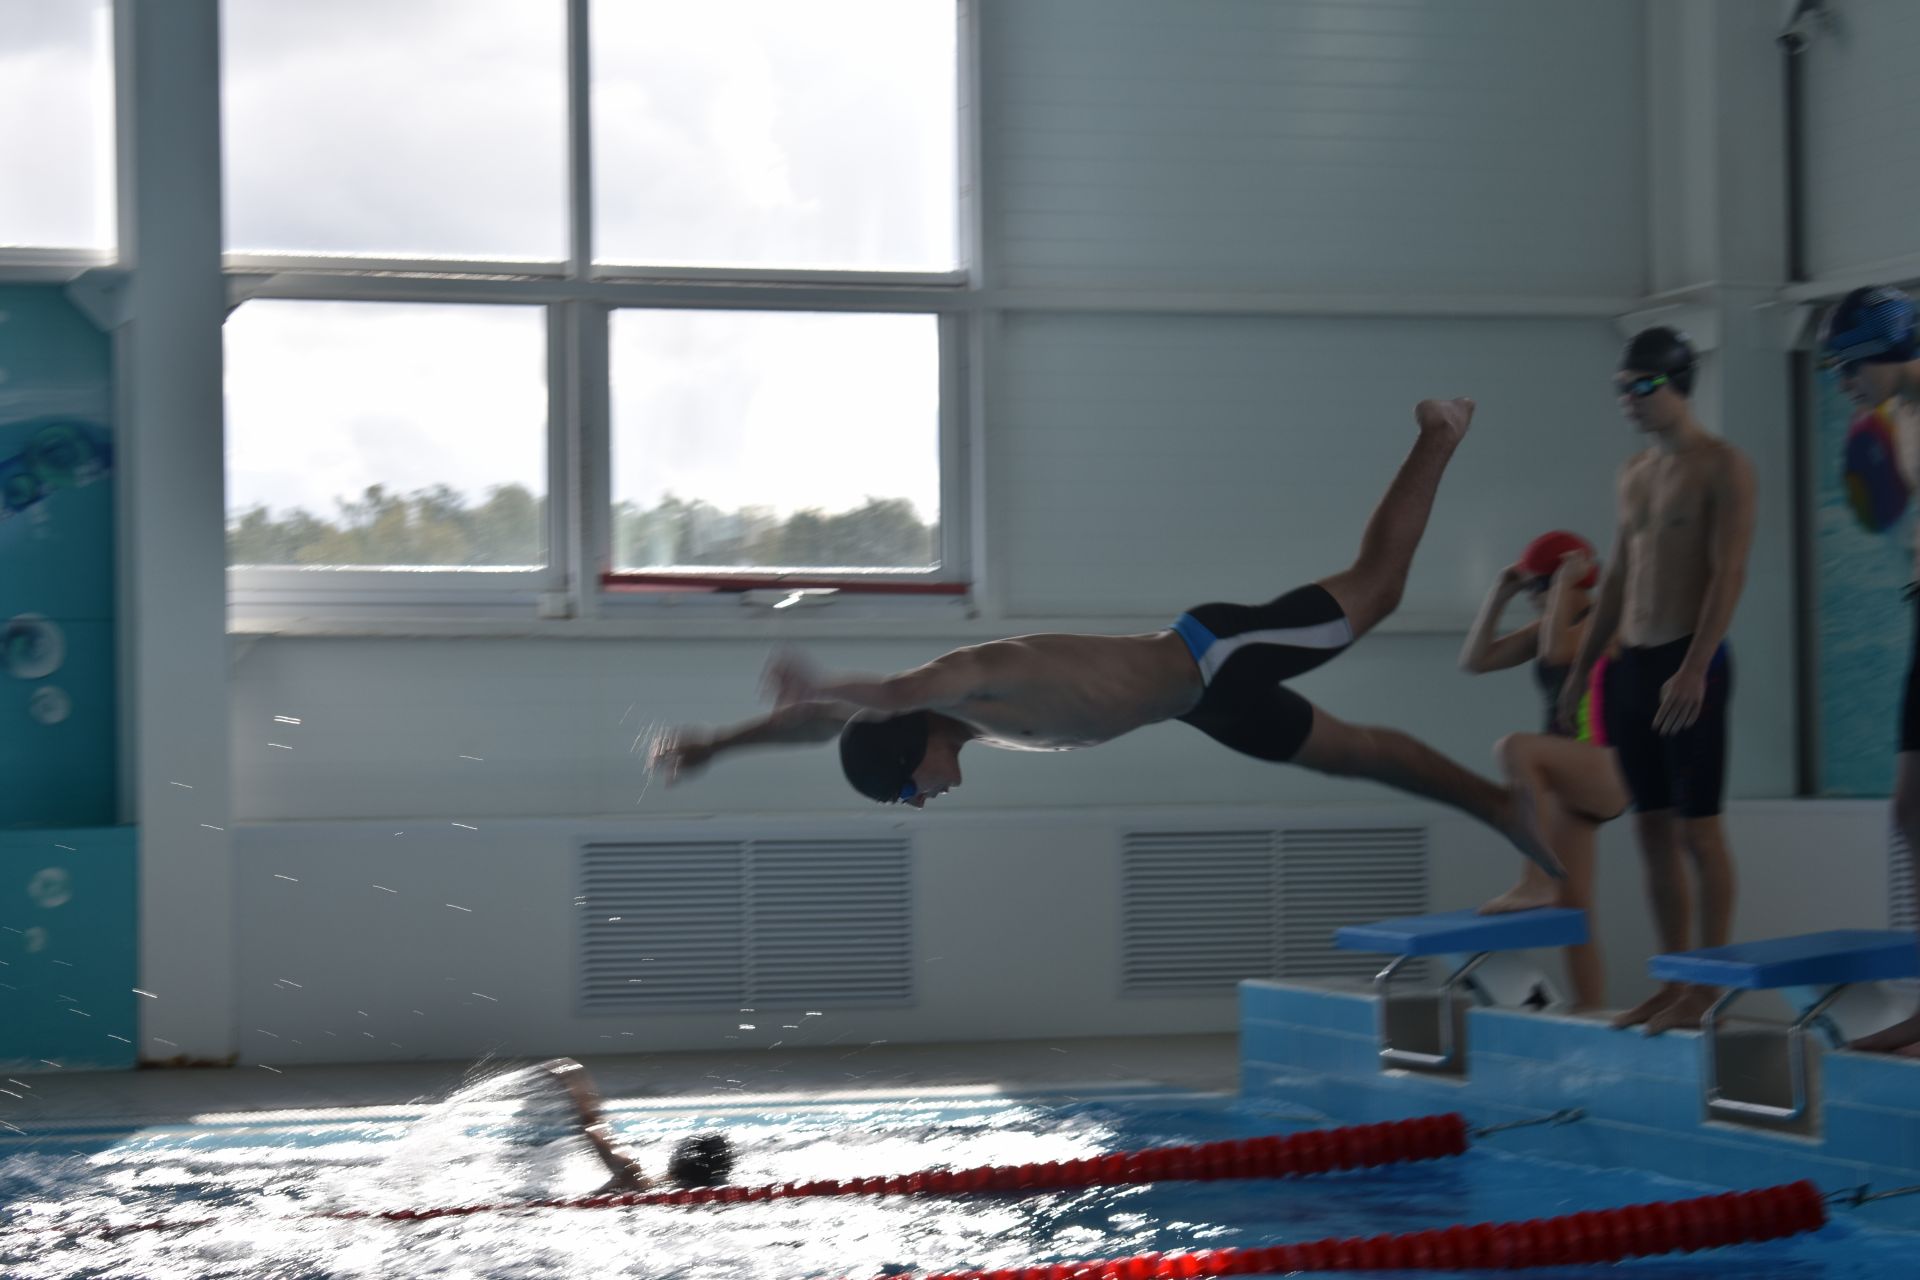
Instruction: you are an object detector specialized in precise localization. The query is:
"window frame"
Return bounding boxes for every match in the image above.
[220,0,974,628]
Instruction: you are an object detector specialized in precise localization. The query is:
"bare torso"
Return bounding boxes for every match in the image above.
[1619,437,1737,648]
[937,631,1204,750]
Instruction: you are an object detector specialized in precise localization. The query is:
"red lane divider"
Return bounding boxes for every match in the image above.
[891,1180,1829,1279]
[324,1112,1468,1226]
[78,1114,1469,1239]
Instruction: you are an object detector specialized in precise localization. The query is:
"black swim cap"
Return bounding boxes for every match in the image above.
[839,711,930,803]
[1820,286,1918,367]
[666,1133,734,1187]
[1619,326,1697,396]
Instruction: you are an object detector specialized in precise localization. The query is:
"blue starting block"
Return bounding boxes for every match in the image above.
[1335,908,1588,1070]
[1650,930,1920,1123]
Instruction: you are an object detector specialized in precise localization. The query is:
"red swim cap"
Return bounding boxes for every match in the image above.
[1520,530,1599,589]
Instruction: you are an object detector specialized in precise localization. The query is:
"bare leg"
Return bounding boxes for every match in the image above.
[1318,398,1474,639]
[1482,732,1625,916]
[1612,810,1690,1030]
[1850,753,1920,1053]
[1548,812,1606,1012]
[1643,816,1737,1035]
[1292,705,1564,879]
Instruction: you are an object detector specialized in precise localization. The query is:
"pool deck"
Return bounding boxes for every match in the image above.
[1242,978,1920,1234]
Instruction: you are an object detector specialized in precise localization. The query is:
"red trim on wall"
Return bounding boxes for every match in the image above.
[601,572,968,596]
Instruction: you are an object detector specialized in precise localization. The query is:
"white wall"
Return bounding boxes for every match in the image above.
[1803,0,1920,281]
[231,799,1896,1065]
[983,0,1646,296]
[996,313,1627,620]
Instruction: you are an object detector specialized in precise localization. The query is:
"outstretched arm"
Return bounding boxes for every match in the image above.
[1459,564,1539,673]
[651,699,853,786]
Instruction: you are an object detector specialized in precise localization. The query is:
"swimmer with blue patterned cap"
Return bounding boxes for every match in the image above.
[654,398,1566,883]
[1820,286,1920,1059]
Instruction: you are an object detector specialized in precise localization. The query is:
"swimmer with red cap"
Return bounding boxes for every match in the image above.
[1460,530,1629,1011]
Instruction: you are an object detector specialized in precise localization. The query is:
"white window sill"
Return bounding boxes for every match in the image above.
[224,603,1473,641]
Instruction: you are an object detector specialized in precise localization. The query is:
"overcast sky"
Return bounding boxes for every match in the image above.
[0,0,113,249]
[5,0,952,534]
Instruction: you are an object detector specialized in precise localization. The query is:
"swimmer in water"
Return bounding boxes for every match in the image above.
[542,1059,734,1192]
[655,398,1564,881]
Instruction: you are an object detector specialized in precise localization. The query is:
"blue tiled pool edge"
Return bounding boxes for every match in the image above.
[1240,979,1920,1235]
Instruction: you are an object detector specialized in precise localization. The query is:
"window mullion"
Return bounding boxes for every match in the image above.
[566,0,592,279]
[574,301,612,616]
[938,313,970,585]
[545,302,575,614]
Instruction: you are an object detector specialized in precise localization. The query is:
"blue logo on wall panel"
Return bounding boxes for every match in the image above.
[0,286,117,828]
[0,826,137,1072]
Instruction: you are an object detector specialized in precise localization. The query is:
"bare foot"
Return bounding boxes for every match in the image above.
[1478,878,1562,915]
[1414,397,1476,448]
[1611,985,1683,1030]
[1644,985,1720,1036]
[1847,1010,1920,1055]
[1498,780,1566,882]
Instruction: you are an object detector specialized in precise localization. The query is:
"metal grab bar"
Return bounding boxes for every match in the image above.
[1372,951,1493,1071]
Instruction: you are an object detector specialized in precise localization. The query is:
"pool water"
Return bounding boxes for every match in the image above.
[1,1085,1914,1279]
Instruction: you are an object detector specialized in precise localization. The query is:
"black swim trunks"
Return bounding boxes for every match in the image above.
[1171,583,1355,763]
[1603,636,1732,819]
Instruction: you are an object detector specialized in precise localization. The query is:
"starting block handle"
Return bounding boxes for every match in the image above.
[1374,950,1491,1070]
[1702,985,1849,1123]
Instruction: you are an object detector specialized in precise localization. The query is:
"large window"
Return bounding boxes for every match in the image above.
[591,1,956,271]
[220,0,964,615]
[222,0,567,261]
[0,0,115,254]
[610,310,941,574]
[225,301,547,569]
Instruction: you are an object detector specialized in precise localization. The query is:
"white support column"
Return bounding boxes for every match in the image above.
[114,0,234,1061]
[1636,0,1797,797]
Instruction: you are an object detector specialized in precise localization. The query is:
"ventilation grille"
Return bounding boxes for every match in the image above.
[1894,828,1916,934]
[1119,826,1428,995]
[748,840,914,1005]
[1279,827,1429,980]
[1122,831,1276,994]
[580,837,912,1013]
